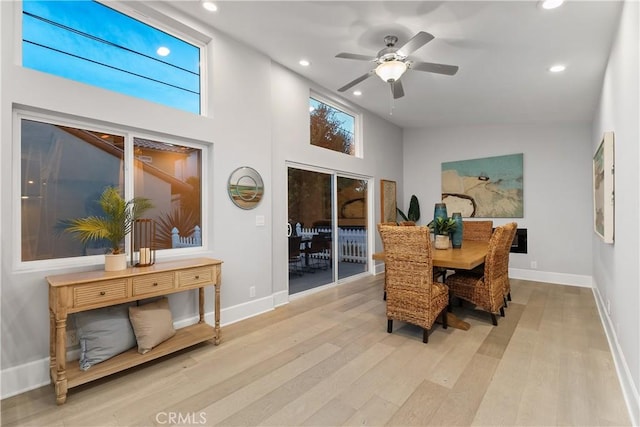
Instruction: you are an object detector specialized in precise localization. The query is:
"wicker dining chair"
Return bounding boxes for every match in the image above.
[501,222,518,306]
[377,222,398,300]
[378,225,449,343]
[445,223,512,326]
[462,220,494,241]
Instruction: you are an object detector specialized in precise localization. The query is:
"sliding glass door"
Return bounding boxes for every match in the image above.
[287,166,369,295]
[336,176,368,280]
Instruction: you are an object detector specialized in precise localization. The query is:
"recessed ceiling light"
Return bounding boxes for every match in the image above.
[549,64,566,73]
[299,59,310,67]
[156,46,170,57]
[353,90,362,96]
[541,0,564,9]
[202,1,218,12]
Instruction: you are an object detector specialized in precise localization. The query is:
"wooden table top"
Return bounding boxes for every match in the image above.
[373,240,489,270]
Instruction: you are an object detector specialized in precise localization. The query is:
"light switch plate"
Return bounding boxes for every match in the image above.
[255,215,265,226]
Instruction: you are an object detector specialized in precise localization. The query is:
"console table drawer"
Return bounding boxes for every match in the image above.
[73,279,127,308]
[177,267,213,288]
[132,272,174,296]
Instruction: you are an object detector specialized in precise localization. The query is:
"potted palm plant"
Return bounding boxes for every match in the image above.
[62,186,153,271]
[431,216,458,249]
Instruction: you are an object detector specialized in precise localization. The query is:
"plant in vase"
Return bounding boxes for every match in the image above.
[61,186,153,271]
[430,216,457,249]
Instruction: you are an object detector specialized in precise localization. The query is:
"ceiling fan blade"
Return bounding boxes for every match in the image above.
[410,61,459,76]
[396,31,434,57]
[336,52,377,61]
[391,80,404,99]
[337,70,375,92]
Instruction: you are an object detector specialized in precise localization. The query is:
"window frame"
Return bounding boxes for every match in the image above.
[309,90,363,158]
[13,108,210,272]
[19,0,209,116]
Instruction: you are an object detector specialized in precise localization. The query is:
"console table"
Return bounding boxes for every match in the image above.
[46,257,222,404]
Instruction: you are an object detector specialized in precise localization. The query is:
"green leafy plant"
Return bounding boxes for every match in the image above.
[430,216,457,235]
[397,194,421,222]
[61,186,153,254]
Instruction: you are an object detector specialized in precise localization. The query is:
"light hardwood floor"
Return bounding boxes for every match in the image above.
[1,275,631,426]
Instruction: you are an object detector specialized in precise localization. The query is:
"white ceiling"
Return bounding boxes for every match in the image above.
[168,1,623,129]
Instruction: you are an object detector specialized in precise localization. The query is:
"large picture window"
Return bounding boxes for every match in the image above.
[22,1,202,114]
[309,96,359,156]
[20,115,204,263]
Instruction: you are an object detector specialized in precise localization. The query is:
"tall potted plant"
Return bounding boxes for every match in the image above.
[397,194,421,223]
[431,216,457,249]
[62,186,153,271]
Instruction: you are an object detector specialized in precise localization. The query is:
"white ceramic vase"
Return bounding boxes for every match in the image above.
[434,234,450,250]
[104,253,127,271]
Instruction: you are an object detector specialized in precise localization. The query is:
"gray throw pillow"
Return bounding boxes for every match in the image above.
[75,303,137,371]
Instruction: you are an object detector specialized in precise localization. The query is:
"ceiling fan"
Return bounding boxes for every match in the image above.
[335,31,459,99]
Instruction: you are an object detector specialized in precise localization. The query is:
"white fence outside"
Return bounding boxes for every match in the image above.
[298,226,367,264]
[172,226,201,248]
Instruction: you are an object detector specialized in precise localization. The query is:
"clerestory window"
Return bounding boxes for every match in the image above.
[22,0,202,114]
[309,95,360,157]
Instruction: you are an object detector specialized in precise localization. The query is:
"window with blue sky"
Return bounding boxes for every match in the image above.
[22,0,201,114]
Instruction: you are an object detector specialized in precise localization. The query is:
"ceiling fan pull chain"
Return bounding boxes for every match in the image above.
[390,95,395,115]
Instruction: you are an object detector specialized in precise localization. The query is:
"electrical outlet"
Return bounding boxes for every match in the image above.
[67,329,79,347]
[530,261,537,269]
[249,286,256,298]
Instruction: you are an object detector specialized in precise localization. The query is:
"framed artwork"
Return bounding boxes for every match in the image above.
[380,179,397,223]
[593,132,615,243]
[441,153,524,218]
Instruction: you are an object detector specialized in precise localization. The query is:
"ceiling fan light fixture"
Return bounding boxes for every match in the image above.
[375,60,407,83]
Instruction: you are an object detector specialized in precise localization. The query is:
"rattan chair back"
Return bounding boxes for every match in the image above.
[462,220,494,241]
[378,225,449,342]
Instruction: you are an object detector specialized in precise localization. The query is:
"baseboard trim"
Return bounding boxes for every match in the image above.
[592,286,640,426]
[0,358,51,400]
[509,268,592,287]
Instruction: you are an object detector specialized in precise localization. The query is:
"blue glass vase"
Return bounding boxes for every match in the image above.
[451,212,463,249]
[433,203,448,234]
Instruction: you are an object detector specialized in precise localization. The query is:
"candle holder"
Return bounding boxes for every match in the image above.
[131,219,155,267]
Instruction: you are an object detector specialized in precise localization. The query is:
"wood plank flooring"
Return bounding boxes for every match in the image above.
[1,275,631,426]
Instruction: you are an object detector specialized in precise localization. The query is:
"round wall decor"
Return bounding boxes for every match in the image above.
[227,166,264,210]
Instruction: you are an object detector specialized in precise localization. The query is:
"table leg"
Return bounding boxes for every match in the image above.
[445,312,470,330]
[214,269,221,345]
[198,287,205,323]
[54,315,68,404]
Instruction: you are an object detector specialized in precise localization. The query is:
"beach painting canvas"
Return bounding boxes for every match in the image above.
[442,153,524,218]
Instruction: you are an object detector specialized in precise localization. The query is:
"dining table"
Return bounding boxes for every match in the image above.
[373,239,489,331]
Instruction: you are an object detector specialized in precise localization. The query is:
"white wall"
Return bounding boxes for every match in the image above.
[591,1,639,423]
[401,123,593,285]
[0,2,403,398]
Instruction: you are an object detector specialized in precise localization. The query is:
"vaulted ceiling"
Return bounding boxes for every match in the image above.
[169,1,623,128]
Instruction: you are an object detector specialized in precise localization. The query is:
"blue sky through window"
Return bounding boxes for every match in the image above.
[22,0,201,114]
[309,98,354,137]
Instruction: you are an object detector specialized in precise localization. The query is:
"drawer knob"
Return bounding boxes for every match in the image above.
[99,291,106,296]
[153,282,158,286]
[195,275,200,279]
